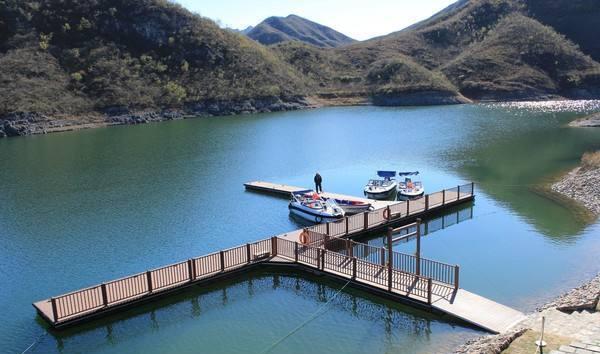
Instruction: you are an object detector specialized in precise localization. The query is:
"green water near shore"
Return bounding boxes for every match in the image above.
[1,102,599,353]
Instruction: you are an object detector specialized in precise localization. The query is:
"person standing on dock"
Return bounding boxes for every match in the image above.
[314,172,323,193]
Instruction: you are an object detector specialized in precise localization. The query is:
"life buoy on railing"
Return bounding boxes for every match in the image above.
[299,230,309,245]
[383,208,390,220]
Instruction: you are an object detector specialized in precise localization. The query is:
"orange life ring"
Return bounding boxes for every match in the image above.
[383,208,390,220]
[299,230,309,245]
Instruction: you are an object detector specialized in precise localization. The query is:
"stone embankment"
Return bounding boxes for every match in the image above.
[551,151,600,215]
[569,112,600,127]
[454,273,600,354]
[0,96,311,138]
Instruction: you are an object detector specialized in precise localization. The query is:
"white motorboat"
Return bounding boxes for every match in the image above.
[397,171,425,199]
[288,190,345,223]
[323,197,374,215]
[364,171,398,200]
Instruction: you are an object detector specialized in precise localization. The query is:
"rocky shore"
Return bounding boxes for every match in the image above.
[569,112,600,127]
[551,152,600,215]
[0,96,312,138]
[454,273,600,354]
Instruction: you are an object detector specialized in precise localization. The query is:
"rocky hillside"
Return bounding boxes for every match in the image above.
[0,0,309,123]
[2,0,600,137]
[246,15,355,48]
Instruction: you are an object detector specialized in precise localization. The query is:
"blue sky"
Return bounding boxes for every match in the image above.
[173,0,457,40]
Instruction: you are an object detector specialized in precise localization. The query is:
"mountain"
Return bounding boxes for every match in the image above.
[246,15,355,48]
[2,0,600,138]
[0,0,308,133]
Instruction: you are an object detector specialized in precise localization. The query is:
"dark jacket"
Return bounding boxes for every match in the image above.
[314,173,322,184]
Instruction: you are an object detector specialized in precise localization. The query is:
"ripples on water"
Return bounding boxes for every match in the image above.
[485,100,600,114]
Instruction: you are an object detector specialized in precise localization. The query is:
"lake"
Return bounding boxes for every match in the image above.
[1,102,599,353]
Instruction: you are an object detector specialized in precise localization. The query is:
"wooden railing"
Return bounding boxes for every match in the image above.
[305,183,474,238]
[305,230,458,289]
[275,238,434,303]
[50,238,274,323]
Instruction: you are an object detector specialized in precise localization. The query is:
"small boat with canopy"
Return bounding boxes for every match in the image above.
[397,171,425,199]
[364,171,398,200]
[288,190,345,223]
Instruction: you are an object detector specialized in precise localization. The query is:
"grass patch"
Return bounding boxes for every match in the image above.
[501,329,572,354]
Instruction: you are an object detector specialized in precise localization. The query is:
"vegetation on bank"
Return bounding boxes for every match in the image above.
[1,0,600,121]
[581,151,600,170]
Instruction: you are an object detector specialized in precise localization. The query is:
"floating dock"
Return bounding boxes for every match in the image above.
[33,182,526,334]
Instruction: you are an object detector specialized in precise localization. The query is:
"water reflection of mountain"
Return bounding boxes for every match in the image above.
[452,109,600,240]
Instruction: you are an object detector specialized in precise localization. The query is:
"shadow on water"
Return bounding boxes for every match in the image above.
[39,269,481,354]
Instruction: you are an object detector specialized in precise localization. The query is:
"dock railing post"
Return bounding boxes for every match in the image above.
[146,271,153,293]
[352,257,357,279]
[380,247,385,266]
[363,211,369,230]
[321,249,326,270]
[51,297,58,323]
[345,217,349,235]
[454,265,460,290]
[101,283,108,306]
[415,218,421,276]
[271,237,278,257]
[316,248,321,269]
[442,189,446,205]
[326,222,330,236]
[246,243,251,263]
[346,239,351,257]
[294,242,299,262]
[386,205,391,221]
[457,185,461,200]
[471,182,475,196]
[406,199,410,216]
[219,251,225,272]
[425,195,429,210]
[188,259,195,281]
[427,278,432,304]
[387,227,393,291]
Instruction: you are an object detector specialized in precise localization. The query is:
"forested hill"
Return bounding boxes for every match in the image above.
[1,0,600,138]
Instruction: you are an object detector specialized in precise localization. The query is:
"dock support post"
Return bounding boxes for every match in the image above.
[387,227,393,291]
[352,257,357,279]
[425,195,429,210]
[442,189,446,205]
[364,211,369,230]
[188,259,196,281]
[51,297,58,323]
[146,271,153,292]
[271,237,278,257]
[316,248,321,269]
[454,265,460,290]
[101,283,108,306]
[345,217,349,235]
[457,185,461,200]
[294,242,299,262]
[219,251,225,272]
[427,278,432,304]
[415,218,421,276]
[246,243,251,263]
[471,182,475,196]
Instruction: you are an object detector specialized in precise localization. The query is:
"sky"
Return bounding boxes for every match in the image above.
[173,0,458,40]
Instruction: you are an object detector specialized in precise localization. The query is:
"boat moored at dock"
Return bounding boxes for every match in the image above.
[323,197,373,215]
[364,171,397,200]
[288,190,345,223]
[397,171,425,199]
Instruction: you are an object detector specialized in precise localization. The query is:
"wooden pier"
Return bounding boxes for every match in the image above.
[33,182,526,334]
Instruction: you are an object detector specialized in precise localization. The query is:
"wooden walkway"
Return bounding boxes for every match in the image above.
[247,181,476,243]
[33,182,525,335]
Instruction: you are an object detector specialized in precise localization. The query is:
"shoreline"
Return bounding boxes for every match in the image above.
[551,160,600,216]
[1,96,598,139]
[454,273,600,354]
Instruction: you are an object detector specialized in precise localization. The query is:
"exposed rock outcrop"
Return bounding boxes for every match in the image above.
[569,113,600,127]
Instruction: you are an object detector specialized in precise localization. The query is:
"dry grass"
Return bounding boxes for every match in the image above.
[501,330,572,354]
[581,151,600,170]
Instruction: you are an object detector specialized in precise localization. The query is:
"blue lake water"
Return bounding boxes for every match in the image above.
[1,102,599,353]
